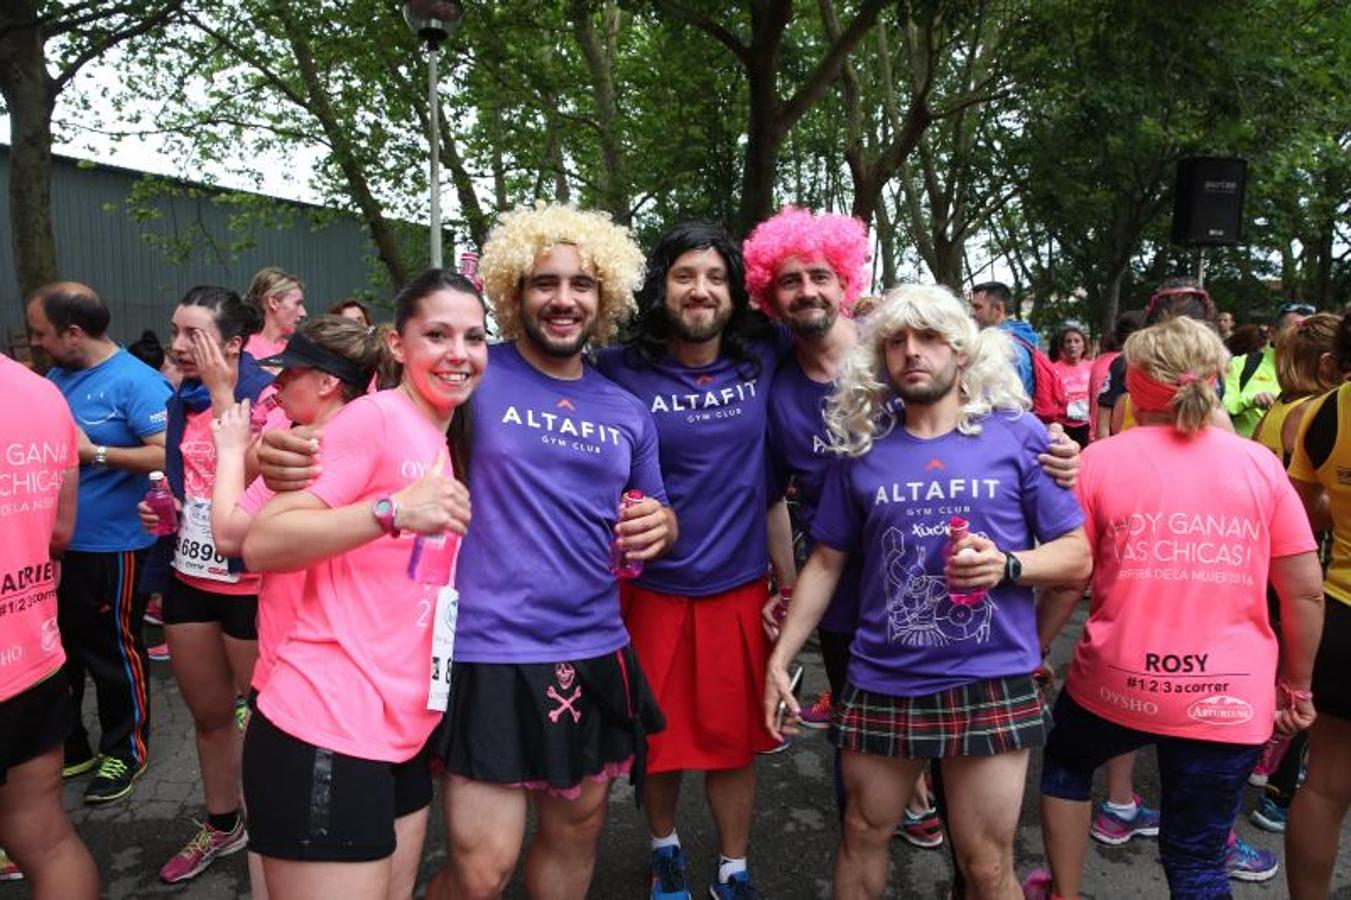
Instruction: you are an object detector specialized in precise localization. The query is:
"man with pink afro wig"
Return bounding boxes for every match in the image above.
[742,206,872,316]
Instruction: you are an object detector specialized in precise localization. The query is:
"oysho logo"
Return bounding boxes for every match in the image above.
[557,398,576,412]
[1187,695,1253,725]
[695,374,715,387]
[924,458,945,471]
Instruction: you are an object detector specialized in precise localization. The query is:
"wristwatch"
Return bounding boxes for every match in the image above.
[1000,551,1023,586]
[93,445,109,468]
[371,496,401,537]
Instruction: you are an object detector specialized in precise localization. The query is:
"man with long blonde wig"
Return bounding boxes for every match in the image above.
[765,284,1091,899]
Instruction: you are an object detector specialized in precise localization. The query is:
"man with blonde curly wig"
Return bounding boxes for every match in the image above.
[423,204,680,900]
[765,283,1090,900]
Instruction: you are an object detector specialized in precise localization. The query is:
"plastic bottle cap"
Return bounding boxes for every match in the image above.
[149,470,165,481]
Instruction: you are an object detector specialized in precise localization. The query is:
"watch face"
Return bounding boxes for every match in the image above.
[374,499,392,515]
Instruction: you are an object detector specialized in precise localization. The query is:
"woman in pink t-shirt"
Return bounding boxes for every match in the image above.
[209,315,381,900]
[239,271,484,900]
[0,357,97,897]
[1024,317,1324,900]
[1050,326,1093,447]
[137,286,278,884]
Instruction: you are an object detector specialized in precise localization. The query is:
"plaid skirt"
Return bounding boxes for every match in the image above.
[830,674,1050,759]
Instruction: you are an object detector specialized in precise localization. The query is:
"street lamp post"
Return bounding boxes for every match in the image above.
[402,1,464,270]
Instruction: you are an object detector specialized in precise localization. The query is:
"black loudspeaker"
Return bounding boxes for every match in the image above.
[1171,157,1247,246]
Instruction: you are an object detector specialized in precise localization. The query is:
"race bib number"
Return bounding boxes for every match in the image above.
[427,585,458,712]
[1067,399,1090,422]
[171,497,240,584]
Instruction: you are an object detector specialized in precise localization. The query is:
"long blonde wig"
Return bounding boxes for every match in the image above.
[826,283,1029,457]
[478,203,645,345]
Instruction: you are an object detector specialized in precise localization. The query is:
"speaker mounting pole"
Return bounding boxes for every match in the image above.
[1195,246,1210,288]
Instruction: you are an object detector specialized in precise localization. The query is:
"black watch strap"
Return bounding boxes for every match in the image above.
[1000,551,1022,586]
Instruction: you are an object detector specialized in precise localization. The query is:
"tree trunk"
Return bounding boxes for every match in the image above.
[270,3,409,286]
[571,0,628,222]
[1102,262,1127,334]
[0,2,60,299]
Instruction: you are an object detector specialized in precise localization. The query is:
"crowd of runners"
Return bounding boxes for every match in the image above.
[0,202,1348,900]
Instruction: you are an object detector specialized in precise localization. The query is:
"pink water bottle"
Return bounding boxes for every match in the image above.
[946,516,986,607]
[610,490,644,580]
[408,532,459,585]
[145,471,179,536]
[458,251,482,291]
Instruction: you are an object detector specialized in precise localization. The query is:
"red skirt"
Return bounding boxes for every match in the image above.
[622,579,778,772]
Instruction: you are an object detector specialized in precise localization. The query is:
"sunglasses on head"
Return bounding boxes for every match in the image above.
[1278,303,1316,317]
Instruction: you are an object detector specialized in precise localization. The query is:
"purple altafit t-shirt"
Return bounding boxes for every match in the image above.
[766,355,861,633]
[812,410,1083,696]
[454,342,669,663]
[594,340,781,596]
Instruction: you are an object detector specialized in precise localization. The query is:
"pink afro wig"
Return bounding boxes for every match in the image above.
[742,206,871,316]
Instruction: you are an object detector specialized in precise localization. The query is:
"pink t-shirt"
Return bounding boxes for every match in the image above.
[0,356,78,701]
[1053,359,1092,425]
[173,391,287,596]
[1068,426,1316,744]
[258,390,457,762]
[245,333,287,363]
[238,479,304,695]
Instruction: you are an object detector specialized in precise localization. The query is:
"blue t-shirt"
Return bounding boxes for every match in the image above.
[812,410,1083,696]
[453,342,668,663]
[766,355,861,632]
[594,340,780,596]
[48,349,171,552]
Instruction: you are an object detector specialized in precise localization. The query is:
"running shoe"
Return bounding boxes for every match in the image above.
[147,641,170,662]
[84,756,146,805]
[798,690,833,730]
[144,595,164,626]
[0,849,21,881]
[1225,832,1278,882]
[1020,868,1052,900]
[1249,795,1288,833]
[709,869,761,900]
[1090,795,1160,845]
[898,806,945,848]
[159,818,248,884]
[235,696,251,732]
[1248,736,1290,787]
[649,845,692,900]
[62,736,97,779]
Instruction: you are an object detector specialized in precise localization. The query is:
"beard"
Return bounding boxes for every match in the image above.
[895,361,960,405]
[666,302,732,343]
[782,300,837,338]
[521,308,596,358]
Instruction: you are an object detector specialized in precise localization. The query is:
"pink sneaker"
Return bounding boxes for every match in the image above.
[144,595,164,626]
[147,642,170,662]
[1248,736,1290,787]
[1021,868,1052,899]
[159,818,247,883]
[799,690,833,730]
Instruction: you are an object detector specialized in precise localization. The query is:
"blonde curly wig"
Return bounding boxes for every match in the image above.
[479,204,646,345]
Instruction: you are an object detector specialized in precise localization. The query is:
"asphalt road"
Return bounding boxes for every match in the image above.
[4,612,1348,899]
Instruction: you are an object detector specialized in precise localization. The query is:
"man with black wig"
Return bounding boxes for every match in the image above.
[594,221,781,900]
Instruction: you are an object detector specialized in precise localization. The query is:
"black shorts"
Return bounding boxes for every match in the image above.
[163,577,258,640]
[242,711,432,862]
[436,645,664,792]
[0,671,73,784]
[1313,596,1351,720]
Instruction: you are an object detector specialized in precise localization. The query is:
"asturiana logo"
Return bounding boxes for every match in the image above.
[1187,695,1253,725]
